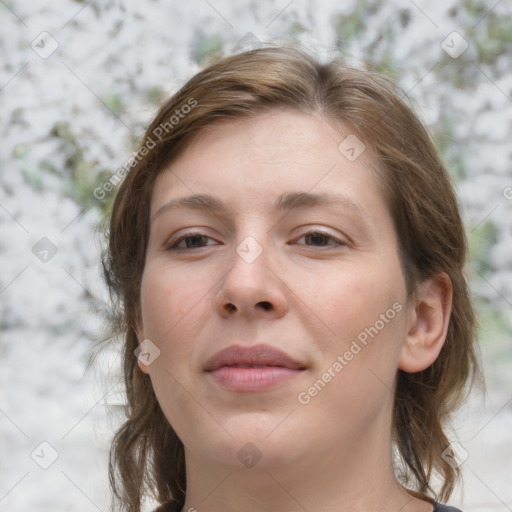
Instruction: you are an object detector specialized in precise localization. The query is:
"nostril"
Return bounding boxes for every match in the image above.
[224,302,271,312]
[258,301,272,311]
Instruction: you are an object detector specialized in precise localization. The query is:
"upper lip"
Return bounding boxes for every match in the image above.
[204,344,306,371]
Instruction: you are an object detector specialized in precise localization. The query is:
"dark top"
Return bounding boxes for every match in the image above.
[154,501,463,511]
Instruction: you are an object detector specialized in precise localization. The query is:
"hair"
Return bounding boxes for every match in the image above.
[102,45,481,511]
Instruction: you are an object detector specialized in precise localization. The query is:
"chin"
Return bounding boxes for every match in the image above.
[191,414,305,470]
[204,436,299,471]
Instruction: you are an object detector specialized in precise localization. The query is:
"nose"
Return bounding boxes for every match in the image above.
[213,236,289,321]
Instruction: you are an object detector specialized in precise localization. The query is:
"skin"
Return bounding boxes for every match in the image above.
[137,109,452,512]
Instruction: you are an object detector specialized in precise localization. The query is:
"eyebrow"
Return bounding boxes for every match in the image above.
[152,191,367,222]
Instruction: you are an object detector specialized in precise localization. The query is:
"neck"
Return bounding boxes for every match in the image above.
[181,419,432,512]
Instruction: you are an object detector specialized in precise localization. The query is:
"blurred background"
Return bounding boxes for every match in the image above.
[0,0,511,510]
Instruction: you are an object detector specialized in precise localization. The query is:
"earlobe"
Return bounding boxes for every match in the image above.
[398,272,453,373]
[138,359,151,374]
[135,323,151,375]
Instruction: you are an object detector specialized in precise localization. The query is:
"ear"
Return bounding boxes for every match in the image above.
[135,321,151,375]
[399,272,453,373]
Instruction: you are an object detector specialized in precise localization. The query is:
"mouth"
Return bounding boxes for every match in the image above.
[204,344,307,392]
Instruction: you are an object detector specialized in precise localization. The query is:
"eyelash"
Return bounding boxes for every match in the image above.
[166,230,347,252]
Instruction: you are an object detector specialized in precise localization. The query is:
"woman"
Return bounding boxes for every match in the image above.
[103,46,480,512]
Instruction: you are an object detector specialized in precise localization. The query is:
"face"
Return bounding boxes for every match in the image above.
[138,109,412,473]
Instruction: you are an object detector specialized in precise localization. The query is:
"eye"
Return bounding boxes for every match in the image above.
[165,229,347,252]
[294,230,346,248]
[166,232,218,251]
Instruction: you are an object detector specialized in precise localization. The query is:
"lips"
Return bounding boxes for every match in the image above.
[204,344,306,372]
[204,344,306,392]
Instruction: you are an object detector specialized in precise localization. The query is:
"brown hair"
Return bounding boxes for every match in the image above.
[102,45,481,511]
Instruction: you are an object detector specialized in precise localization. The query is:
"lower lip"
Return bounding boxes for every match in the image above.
[207,367,303,391]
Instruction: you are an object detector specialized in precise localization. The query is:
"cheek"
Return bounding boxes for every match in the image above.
[140,265,209,356]
[301,281,405,433]
[305,254,407,404]
[313,261,405,345]
[139,266,211,434]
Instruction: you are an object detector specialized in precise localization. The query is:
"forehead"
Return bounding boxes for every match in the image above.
[149,109,385,218]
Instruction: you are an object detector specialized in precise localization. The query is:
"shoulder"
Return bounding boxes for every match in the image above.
[434,504,464,512]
